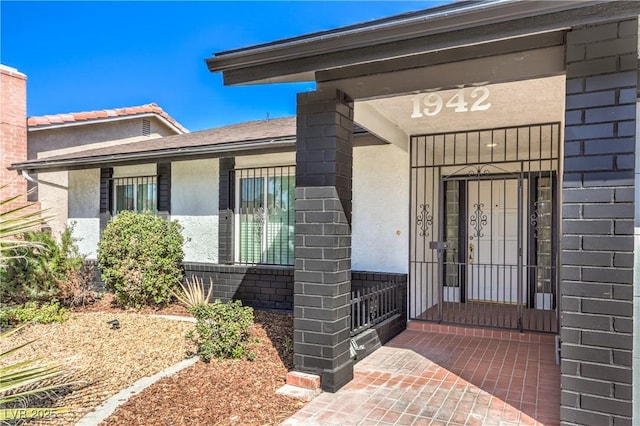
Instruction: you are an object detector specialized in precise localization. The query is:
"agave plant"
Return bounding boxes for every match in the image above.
[171,275,213,309]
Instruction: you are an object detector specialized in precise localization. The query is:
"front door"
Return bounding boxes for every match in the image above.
[466,177,525,305]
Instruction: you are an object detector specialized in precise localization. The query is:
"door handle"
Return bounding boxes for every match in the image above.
[468,243,474,264]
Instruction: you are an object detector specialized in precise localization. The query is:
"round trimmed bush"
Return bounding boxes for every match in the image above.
[98,211,184,308]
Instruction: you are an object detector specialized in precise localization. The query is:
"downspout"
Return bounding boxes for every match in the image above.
[19,169,68,190]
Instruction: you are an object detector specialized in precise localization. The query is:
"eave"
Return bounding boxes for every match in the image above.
[206,0,639,85]
[10,138,296,174]
[28,113,187,135]
[10,128,380,174]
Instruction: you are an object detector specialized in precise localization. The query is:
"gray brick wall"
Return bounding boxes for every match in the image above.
[182,267,406,313]
[93,262,406,313]
[183,263,293,310]
[561,18,638,426]
[294,89,355,392]
[352,271,408,291]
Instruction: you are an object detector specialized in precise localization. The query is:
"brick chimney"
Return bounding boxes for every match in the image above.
[0,64,28,210]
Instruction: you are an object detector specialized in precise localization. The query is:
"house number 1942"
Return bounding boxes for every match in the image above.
[410,87,491,118]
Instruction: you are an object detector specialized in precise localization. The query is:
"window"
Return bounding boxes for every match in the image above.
[113,176,157,214]
[235,166,295,265]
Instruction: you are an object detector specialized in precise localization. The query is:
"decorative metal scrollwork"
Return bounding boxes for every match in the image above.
[416,204,433,237]
[530,200,539,238]
[466,165,494,178]
[469,203,487,240]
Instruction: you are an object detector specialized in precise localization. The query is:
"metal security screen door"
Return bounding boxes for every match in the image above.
[410,123,560,333]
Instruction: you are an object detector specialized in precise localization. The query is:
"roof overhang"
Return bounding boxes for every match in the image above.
[206,0,639,85]
[10,129,382,174]
[28,113,187,135]
[10,138,296,173]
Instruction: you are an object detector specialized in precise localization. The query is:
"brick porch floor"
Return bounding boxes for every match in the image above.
[283,322,560,425]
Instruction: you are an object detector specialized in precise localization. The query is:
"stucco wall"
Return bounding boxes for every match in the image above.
[28,117,177,159]
[171,159,219,263]
[63,146,409,269]
[112,163,156,178]
[236,149,408,272]
[29,117,180,239]
[68,169,100,259]
[353,144,409,273]
[235,152,296,168]
[66,160,219,262]
[36,171,69,239]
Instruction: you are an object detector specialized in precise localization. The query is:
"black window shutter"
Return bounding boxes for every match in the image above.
[157,162,171,213]
[99,167,113,213]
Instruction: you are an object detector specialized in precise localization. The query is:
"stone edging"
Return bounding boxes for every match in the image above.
[75,314,197,425]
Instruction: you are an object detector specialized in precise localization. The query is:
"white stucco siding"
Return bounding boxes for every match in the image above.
[112,163,156,178]
[352,144,409,273]
[235,152,296,168]
[171,159,219,263]
[68,169,101,259]
[36,171,69,240]
[28,117,181,160]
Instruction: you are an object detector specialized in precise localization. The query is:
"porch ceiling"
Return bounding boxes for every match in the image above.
[353,74,566,151]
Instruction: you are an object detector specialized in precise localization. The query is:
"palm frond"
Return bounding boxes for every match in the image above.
[0,185,52,265]
[0,324,73,419]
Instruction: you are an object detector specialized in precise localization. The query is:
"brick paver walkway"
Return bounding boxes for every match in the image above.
[284,323,560,425]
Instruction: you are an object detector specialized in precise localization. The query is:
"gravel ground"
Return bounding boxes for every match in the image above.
[1,295,303,425]
[0,311,195,425]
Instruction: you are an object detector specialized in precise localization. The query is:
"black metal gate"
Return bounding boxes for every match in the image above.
[409,123,560,333]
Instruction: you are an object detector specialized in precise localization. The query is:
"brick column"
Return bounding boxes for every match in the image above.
[218,157,235,264]
[294,89,354,392]
[561,19,638,425]
[0,65,28,211]
[99,167,113,231]
[156,162,171,219]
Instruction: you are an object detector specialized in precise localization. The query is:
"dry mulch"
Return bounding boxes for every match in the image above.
[101,309,304,426]
[2,294,304,425]
[74,292,191,317]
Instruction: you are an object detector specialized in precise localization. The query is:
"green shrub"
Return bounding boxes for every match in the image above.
[97,211,184,308]
[0,300,69,328]
[0,226,85,304]
[187,300,254,361]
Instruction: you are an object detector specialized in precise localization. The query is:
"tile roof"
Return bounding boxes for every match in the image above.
[27,103,188,134]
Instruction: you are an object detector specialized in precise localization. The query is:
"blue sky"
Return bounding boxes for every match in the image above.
[1,1,448,132]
